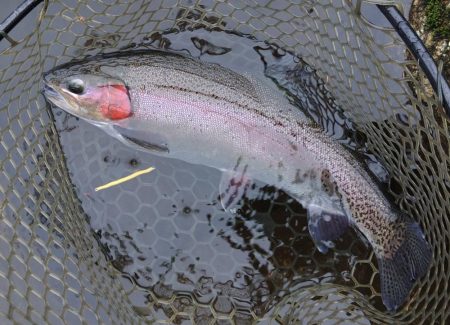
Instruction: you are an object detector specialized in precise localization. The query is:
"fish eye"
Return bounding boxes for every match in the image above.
[67,79,85,95]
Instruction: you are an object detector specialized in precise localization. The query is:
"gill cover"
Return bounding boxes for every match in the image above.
[96,84,131,120]
[44,73,132,122]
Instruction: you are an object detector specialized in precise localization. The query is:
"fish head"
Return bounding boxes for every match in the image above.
[43,71,132,123]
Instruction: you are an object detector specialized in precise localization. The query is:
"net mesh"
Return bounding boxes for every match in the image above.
[0,0,448,324]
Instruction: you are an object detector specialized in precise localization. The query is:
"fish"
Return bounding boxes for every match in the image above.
[42,49,431,311]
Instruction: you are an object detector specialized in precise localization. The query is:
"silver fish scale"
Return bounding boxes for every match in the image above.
[118,54,309,128]
[111,51,403,257]
[128,52,258,99]
[295,126,402,256]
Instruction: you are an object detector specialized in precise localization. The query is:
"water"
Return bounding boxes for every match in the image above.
[52,29,382,320]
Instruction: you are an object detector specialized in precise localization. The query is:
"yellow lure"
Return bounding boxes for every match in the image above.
[95,167,155,192]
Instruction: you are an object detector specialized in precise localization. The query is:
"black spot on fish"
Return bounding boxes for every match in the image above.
[289,141,298,151]
[273,120,284,127]
[321,169,336,195]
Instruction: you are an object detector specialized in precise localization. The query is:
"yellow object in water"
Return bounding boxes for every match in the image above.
[95,167,155,191]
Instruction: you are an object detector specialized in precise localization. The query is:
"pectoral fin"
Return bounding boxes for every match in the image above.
[307,203,350,253]
[121,134,169,153]
[107,124,169,153]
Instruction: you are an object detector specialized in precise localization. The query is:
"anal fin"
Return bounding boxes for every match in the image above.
[307,203,349,253]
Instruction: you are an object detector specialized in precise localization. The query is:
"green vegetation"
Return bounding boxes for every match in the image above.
[425,0,450,40]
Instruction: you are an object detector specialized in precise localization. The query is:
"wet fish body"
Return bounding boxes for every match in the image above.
[43,50,431,311]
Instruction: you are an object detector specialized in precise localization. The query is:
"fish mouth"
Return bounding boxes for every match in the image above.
[43,83,60,98]
[42,82,73,114]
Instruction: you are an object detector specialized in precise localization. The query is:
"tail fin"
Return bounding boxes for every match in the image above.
[378,222,432,311]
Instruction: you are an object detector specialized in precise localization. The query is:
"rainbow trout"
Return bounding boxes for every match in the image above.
[43,50,431,311]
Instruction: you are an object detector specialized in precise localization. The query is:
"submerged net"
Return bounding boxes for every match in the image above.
[0,0,448,324]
